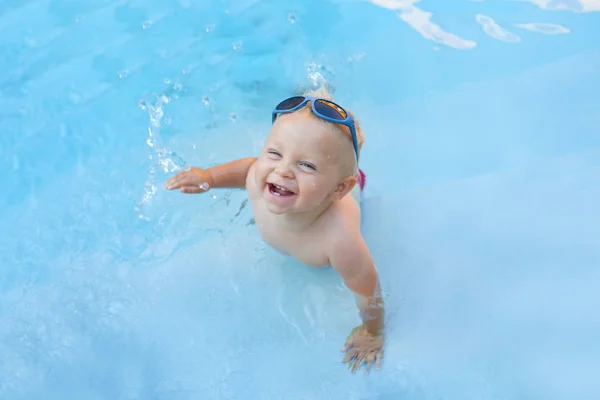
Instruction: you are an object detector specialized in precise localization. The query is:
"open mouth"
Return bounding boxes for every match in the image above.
[268,183,296,197]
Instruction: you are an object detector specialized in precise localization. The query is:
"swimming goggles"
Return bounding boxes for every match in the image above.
[272,96,359,162]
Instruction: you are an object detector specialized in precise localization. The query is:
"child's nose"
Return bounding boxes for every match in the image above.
[275,165,294,179]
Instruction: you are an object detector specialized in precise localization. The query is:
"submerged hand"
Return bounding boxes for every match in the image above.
[342,325,384,374]
[164,167,212,194]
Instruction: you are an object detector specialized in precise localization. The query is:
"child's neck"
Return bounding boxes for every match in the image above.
[278,199,333,231]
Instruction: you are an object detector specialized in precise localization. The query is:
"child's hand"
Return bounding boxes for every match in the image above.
[342,324,384,374]
[164,167,212,194]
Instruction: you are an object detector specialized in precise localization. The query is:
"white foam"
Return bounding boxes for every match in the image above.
[521,0,600,12]
[514,22,571,34]
[475,14,521,43]
[367,0,477,49]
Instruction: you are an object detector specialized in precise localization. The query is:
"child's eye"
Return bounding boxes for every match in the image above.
[268,150,282,158]
[299,162,316,171]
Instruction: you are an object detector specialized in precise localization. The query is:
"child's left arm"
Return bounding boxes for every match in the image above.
[328,230,385,374]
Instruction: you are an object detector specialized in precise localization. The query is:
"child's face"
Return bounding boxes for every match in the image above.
[254,110,356,215]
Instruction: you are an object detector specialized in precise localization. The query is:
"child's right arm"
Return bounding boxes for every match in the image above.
[164,157,257,193]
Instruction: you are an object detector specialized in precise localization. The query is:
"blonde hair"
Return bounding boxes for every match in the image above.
[300,87,365,157]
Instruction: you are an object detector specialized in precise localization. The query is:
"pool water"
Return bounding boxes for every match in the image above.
[1,0,599,399]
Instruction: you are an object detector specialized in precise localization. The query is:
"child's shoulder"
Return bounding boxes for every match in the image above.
[320,197,362,245]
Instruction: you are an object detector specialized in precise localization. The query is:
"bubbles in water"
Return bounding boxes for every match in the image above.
[199,182,210,191]
[119,70,129,79]
[306,62,335,88]
[288,13,296,24]
[164,117,172,125]
[232,41,243,51]
[229,113,237,122]
[136,93,188,219]
[173,82,183,91]
[164,78,172,84]
[202,96,210,106]
[142,21,152,29]
[206,24,215,33]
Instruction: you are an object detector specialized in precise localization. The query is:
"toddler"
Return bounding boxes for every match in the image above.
[165,89,384,373]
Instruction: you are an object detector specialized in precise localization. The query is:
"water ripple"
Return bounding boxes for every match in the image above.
[476,14,521,43]
[514,22,571,34]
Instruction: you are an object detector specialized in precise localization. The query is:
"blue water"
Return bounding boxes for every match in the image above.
[1,0,599,398]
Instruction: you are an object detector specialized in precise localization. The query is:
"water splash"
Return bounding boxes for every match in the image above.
[135,91,187,220]
[306,61,335,89]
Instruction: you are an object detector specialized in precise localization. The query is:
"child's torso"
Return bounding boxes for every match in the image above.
[246,166,357,268]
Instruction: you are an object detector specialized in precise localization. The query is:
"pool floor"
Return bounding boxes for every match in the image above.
[1,0,599,399]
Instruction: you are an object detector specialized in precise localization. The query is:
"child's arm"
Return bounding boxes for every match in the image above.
[164,157,257,193]
[330,235,384,335]
[328,229,385,373]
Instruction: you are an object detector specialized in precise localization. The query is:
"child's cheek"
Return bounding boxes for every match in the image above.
[301,175,321,194]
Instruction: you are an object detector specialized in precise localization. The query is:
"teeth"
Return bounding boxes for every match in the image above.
[270,183,293,196]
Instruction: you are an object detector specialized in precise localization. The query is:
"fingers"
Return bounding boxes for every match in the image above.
[342,350,357,364]
[375,350,383,370]
[365,353,376,374]
[351,354,366,374]
[180,186,205,194]
[165,170,209,193]
[342,336,354,352]
[164,172,185,190]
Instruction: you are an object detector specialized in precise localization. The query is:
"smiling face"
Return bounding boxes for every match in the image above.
[254,109,357,215]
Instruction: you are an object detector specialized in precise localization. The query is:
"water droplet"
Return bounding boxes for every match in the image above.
[288,13,296,24]
[229,113,237,122]
[211,194,217,199]
[147,138,154,147]
[119,70,129,79]
[139,100,147,110]
[233,41,243,51]
[164,78,171,84]
[202,96,210,106]
[173,82,183,91]
[199,182,210,191]
[165,117,172,125]
[192,144,196,149]
[206,24,215,33]
[142,21,152,29]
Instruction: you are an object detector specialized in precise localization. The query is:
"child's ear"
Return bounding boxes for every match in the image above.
[330,175,357,201]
